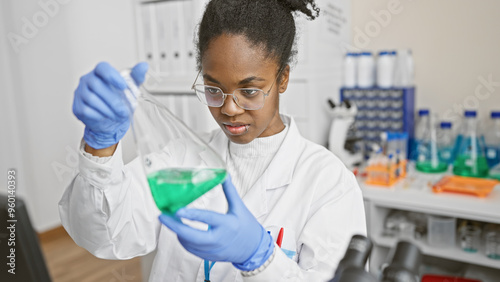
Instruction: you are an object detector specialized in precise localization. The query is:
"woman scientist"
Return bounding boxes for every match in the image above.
[59,0,366,281]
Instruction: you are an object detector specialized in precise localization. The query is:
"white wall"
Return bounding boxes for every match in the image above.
[1,0,138,232]
[0,1,30,211]
[351,0,500,125]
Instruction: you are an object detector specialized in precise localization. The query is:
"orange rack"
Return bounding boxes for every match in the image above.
[432,175,499,198]
[365,160,407,187]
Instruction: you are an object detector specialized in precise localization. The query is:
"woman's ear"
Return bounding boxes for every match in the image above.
[278,65,290,93]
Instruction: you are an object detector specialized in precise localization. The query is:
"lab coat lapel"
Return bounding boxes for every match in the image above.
[261,115,303,190]
[241,116,304,219]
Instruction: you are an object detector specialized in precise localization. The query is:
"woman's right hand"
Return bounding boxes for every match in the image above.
[73,62,148,150]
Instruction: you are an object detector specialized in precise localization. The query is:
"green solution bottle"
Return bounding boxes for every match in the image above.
[148,168,227,215]
[453,110,489,178]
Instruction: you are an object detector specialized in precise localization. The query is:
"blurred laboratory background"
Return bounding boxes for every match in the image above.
[1,0,500,281]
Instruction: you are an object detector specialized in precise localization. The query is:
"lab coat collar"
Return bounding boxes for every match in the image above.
[204,115,304,219]
[208,114,302,189]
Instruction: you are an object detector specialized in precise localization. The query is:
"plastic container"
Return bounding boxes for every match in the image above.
[357,52,375,88]
[484,111,500,169]
[484,224,500,260]
[453,110,490,178]
[343,52,358,88]
[393,49,414,88]
[437,121,455,165]
[427,215,456,248]
[458,221,482,253]
[377,51,394,88]
[389,51,397,81]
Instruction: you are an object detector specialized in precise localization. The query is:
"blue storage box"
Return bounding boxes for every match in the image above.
[340,87,415,158]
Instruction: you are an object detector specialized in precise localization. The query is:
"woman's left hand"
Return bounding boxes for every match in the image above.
[159,175,274,270]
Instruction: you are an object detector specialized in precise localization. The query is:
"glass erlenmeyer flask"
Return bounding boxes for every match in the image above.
[121,71,227,215]
[416,113,448,173]
[411,109,430,161]
[453,110,489,178]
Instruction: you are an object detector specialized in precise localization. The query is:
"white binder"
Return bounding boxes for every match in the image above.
[182,0,197,75]
[155,2,174,75]
[140,4,158,73]
[173,1,187,75]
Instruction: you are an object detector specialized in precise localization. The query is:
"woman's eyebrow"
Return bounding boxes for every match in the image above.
[238,76,266,85]
[203,74,221,85]
[203,74,266,86]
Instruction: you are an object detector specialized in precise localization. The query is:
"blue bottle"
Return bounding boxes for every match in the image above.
[484,111,500,168]
[437,122,454,165]
[453,110,489,178]
[411,109,430,161]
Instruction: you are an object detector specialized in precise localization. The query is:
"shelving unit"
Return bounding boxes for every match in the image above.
[361,172,500,278]
[133,0,352,146]
[340,87,415,159]
[372,234,500,270]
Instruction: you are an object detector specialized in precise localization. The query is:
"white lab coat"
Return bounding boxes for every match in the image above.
[59,115,366,282]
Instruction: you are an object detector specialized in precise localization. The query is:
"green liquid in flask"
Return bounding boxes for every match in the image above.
[416,161,448,173]
[147,168,227,214]
[452,155,489,178]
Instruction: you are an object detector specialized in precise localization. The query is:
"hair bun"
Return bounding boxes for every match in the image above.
[277,0,320,19]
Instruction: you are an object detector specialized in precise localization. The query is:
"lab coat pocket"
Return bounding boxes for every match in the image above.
[265,225,298,262]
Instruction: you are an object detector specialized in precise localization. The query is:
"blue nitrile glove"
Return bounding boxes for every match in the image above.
[159,175,275,271]
[72,61,149,149]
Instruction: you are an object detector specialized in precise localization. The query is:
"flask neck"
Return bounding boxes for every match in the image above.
[463,117,478,133]
[121,71,142,112]
[493,119,500,128]
[418,116,430,129]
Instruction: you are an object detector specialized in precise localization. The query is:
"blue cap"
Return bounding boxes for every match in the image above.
[418,109,430,116]
[440,122,452,129]
[346,52,358,56]
[491,111,500,118]
[383,131,408,141]
[379,51,389,56]
[360,52,372,56]
[386,132,399,141]
[464,110,477,117]
[390,51,397,55]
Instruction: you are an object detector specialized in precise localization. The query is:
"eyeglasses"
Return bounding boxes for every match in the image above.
[191,69,282,111]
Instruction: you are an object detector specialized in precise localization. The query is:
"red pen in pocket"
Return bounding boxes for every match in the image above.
[276,227,284,248]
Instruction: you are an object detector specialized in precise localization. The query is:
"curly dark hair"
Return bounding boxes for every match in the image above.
[196,0,319,73]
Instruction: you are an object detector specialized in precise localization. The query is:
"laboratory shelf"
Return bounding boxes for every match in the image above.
[362,176,500,225]
[360,171,500,274]
[371,234,500,270]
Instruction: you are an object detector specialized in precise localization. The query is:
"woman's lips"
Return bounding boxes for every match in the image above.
[224,124,249,135]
